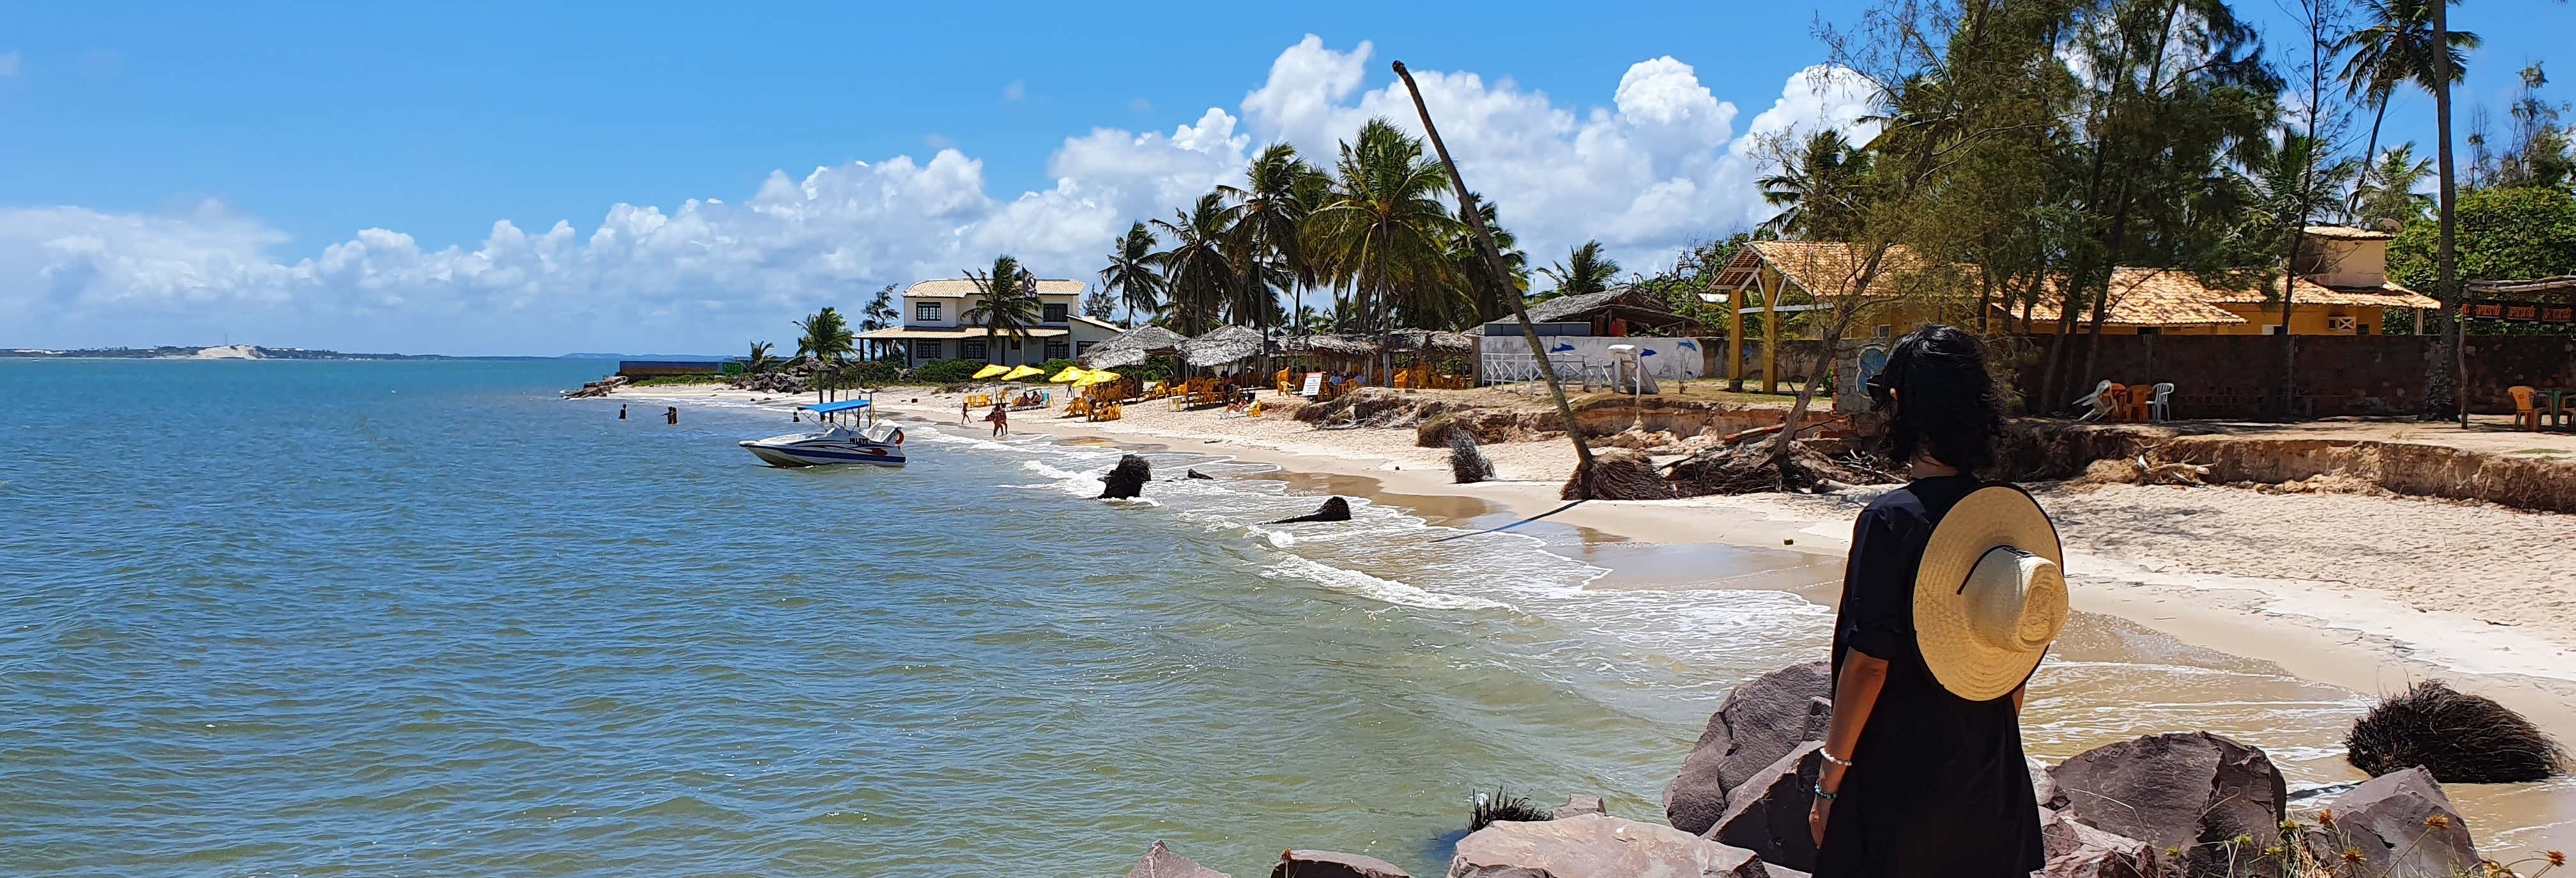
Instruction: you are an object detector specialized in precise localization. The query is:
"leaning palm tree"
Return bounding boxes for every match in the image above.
[1151,193,1236,336]
[1099,222,1164,328]
[963,255,1043,362]
[859,284,899,360]
[1537,241,1621,302]
[1220,142,1322,376]
[793,307,856,403]
[1304,118,1463,376]
[2338,0,2478,219]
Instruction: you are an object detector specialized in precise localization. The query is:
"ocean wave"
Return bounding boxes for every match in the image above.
[1258,555,1512,612]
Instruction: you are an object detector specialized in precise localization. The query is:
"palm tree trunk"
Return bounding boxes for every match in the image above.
[2425,0,2462,422]
[1392,60,1598,495]
[2352,96,2391,219]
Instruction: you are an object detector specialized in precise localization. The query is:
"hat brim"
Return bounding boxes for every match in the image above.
[1913,485,2066,702]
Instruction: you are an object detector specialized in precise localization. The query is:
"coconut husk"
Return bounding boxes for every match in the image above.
[2346,680,2568,783]
[1098,454,1152,500]
[1570,448,1671,500]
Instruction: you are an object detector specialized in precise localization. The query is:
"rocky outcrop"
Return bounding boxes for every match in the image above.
[561,374,631,398]
[1708,744,1823,874]
[1550,794,1605,820]
[2299,767,2481,877]
[1269,497,1353,523]
[2038,807,2156,878]
[1664,662,1834,835]
[2050,732,2287,877]
[1128,840,1231,878]
[1271,849,1410,878]
[1447,815,1772,878]
[1100,454,1153,500]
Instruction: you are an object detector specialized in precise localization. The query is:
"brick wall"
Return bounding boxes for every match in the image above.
[2007,334,2576,417]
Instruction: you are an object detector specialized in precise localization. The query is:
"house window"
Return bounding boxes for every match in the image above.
[2135,327,2162,335]
[1872,324,1894,338]
[2354,323,2372,335]
[1009,339,1022,350]
[1046,339,1070,360]
[1075,341,1094,355]
[916,302,942,322]
[2262,325,2286,335]
[917,341,943,360]
[1043,303,1070,323]
[961,339,988,360]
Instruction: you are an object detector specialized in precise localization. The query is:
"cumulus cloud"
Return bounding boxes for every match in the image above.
[0,37,1879,354]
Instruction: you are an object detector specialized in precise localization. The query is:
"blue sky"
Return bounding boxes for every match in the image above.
[3,1,2572,355]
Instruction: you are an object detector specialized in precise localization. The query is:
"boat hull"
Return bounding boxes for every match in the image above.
[737,434,906,467]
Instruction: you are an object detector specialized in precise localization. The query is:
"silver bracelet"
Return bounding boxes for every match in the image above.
[1820,748,1855,767]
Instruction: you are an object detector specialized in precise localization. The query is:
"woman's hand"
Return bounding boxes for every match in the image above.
[1807,794,1830,847]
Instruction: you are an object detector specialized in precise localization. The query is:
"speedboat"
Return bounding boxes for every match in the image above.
[739,398,907,467]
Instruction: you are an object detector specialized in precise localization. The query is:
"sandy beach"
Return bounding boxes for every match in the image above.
[612,381,2576,847]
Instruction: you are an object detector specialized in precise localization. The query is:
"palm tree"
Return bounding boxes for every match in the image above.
[859,284,899,360]
[1099,222,1164,327]
[1220,142,1321,374]
[793,307,856,403]
[1305,118,1462,374]
[1441,193,1528,327]
[2354,144,2434,225]
[2338,0,2478,219]
[740,341,777,375]
[963,255,1043,363]
[1757,129,1871,239]
[1537,240,1620,301]
[1151,193,1236,336]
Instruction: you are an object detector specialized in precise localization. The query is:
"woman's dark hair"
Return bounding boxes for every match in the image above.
[1867,324,2005,474]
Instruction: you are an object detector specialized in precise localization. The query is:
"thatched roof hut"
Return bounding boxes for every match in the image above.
[1280,334,1380,356]
[1078,325,1189,369]
[1385,329,1478,354]
[1179,325,1264,368]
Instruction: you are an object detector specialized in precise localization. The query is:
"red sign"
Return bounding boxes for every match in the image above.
[2460,300,2575,323]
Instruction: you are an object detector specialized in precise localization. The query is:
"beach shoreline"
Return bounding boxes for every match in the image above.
[600,381,2576,844]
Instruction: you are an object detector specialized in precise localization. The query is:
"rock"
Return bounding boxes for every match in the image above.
[1448,429,1494,484]
[1271,849,1409,878]
[1269,497,1353,523]
[1128,840,1231,878]
[2299,767,2481,877]
[1707,743,1822,873]
[1447,815,1771,878]
[1664,661,1834,835]
[1100,454,1153,499]
[1186,468,1216,480]
[2032,756,2069,810]
[2038,807,2156,877]
[1550,795,1605,820]
[2050,732,2287,877]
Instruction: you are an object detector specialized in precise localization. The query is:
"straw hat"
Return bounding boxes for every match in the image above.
[1912,485,2069,701]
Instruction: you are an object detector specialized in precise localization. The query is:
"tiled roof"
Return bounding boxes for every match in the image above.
[905,278,1088,298]
[2014,270,2439,326]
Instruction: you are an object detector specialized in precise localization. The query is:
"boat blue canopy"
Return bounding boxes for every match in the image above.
[799,399,873,413]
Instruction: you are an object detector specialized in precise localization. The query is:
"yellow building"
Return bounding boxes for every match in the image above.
[1707,228,2441,389]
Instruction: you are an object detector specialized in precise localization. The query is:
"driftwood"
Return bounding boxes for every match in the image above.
[1269,497,1353,523]
[1184,468,1216,480]
[1571,449,1672,500]
[1448,429,1495,484]
[1099,454,1152,500]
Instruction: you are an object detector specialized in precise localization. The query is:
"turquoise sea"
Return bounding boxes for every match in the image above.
[6,360,2503,875]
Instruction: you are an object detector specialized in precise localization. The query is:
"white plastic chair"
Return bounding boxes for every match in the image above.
[2073,380,2114,421]
[2148,383,2174,422]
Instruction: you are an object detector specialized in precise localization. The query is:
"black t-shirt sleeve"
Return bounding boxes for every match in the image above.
[1838,504,1913,661]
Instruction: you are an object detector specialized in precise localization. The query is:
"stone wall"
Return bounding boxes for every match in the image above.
[2008,334,2576,418]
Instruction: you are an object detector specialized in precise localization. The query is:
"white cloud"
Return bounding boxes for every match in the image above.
[0,37,1880,353]
[1003,79,1025,102]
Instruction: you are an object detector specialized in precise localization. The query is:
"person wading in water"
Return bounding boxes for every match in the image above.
[1808,325,2067,878]
[664,406,678,426]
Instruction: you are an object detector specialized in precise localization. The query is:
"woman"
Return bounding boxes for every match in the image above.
[985,402,1008,437]
[1808,325,2044,877]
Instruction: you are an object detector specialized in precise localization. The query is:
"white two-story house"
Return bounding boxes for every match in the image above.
[859,277,1124,367]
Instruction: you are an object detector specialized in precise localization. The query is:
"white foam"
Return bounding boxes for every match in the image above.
[1259,555,1512,612]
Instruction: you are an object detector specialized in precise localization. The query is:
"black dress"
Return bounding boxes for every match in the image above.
[1814,474,2044,878]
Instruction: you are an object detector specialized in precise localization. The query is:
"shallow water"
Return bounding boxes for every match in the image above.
[1,360,2561,875]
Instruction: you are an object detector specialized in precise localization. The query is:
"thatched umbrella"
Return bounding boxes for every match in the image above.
[1078,325,1188,369]
[1180,325,1264,370]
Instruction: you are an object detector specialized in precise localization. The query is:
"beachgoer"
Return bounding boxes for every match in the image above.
[1809,325,2059,877]
[618,404,627,420]
[664,406,678,426]
[986,403,1008,437]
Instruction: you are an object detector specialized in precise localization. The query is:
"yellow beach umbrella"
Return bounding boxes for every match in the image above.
[1046,366,1087,383]
[1000,364,1044,381]
[971,363,1010,380]
[1075,369,1121,387]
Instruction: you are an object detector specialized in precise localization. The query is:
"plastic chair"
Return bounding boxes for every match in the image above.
[2509,386,2543,431]
[2073,380,2114,421]
[2123,384,2154,422]
[2149,383,2174,422]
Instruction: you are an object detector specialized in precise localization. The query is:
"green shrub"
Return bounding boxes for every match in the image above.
[908,358,989,385]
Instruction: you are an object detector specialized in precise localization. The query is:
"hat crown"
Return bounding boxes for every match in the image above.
[1962,547,2067,653]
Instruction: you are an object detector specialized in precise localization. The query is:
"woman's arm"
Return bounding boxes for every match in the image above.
[1808,648,1890,846]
